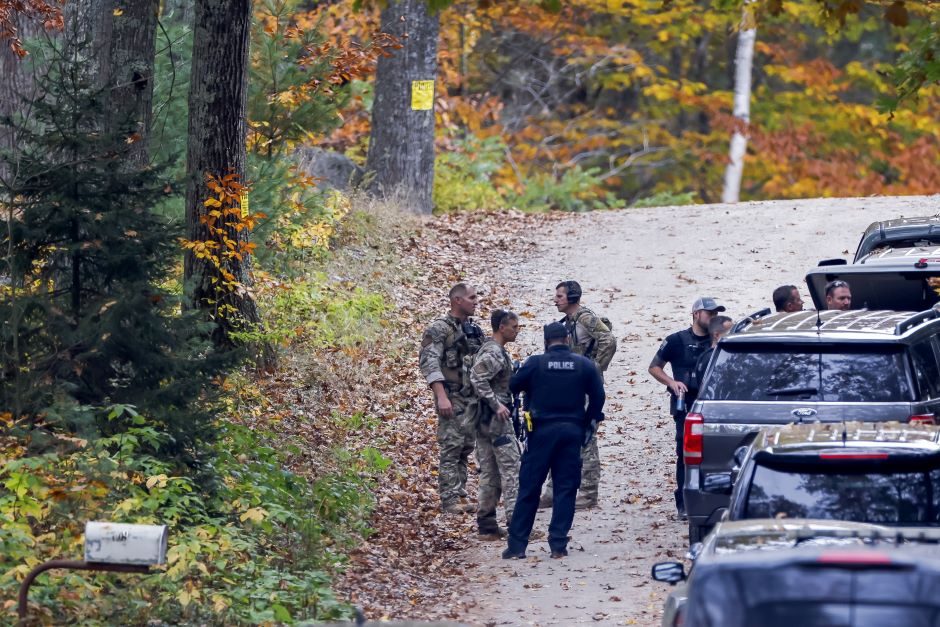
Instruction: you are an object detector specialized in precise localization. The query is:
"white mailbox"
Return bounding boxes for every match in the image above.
[84,522,168,566]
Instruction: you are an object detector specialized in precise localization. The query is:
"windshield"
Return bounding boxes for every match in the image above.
[744,464,940,525]
[701,344,913,402]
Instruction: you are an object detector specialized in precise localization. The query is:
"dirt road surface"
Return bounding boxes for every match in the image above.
[456,196,940,626]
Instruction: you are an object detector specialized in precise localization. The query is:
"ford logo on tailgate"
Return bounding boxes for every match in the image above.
[792,408,818,419]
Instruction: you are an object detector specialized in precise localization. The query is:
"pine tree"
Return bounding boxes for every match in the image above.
[0,40,232,462]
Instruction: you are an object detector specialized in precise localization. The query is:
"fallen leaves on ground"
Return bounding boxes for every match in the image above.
[242,207,565,620]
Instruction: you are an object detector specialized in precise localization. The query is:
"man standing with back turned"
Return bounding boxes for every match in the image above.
[419,283,485,514]
[648,297,725,519]
[540,280,616,511]
[504,322,605,560]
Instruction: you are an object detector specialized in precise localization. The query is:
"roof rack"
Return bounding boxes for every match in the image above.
[894,308,940,335]
[732,308,772,334]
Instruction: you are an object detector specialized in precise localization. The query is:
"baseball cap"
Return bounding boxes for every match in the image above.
[543,322,569,341]
[692,297,726,313]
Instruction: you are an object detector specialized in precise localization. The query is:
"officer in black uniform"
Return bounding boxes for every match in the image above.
[503,322,605,560]
[648,297,725,519]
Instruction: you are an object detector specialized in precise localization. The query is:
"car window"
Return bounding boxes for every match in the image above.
[911,340,940,400]
[744,464,940,525]
[701,344,913,403]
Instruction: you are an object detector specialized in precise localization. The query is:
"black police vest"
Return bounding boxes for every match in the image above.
[528,348,590,423]
[671,328,710,390]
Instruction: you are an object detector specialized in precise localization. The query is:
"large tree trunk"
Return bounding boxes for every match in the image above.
[102,0,159,165]
[721,5,756,204]
[184,0,269,365]
[0,17,42,185]
[365,0,439,214]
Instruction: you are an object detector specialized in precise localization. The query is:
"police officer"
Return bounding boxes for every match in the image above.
[648,297,725,519]
[419,283,485,514]
[503,322,605,560]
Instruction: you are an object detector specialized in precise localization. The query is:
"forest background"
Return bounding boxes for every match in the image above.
[0,0,938,623]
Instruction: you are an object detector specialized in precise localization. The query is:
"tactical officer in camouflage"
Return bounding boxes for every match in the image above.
[419,283,485,514]
[539,280,617,511]
[469,309,522,540]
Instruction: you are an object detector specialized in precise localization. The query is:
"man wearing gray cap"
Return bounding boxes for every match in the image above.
[648,297,726,519]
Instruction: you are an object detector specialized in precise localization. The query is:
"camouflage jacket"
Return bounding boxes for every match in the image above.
[564,306,616,371]
[418,314,484,396]
[469,338,513,411]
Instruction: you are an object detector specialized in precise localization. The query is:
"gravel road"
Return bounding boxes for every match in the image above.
[456,195,940,626]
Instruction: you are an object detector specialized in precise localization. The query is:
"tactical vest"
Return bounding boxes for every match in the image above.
[563,307,615,362]
[425,316,484,395]
[473,338,513,403]
[671,328,711,391]
[527,347,591,423]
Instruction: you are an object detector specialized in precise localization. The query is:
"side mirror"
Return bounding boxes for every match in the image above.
[817,258,847,267]
[703,473,733,494]
[733,446,749,467]
[85,522,168,565]
[652,561,687,585]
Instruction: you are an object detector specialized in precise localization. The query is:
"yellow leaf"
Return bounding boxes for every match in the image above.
[113,8,123,15]
[178,589,191,608]
[146,474,168,489]
[239,507,268,523]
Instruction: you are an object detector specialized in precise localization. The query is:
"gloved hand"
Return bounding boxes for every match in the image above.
[583,419,598,447]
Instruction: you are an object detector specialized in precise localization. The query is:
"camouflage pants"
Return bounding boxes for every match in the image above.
[437,394,476,507]
[542,431,600,502]
[475,411,521,533]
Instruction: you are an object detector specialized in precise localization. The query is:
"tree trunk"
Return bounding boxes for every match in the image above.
[103,0,159,166]
[0,17,42,185]
[365,0,439,214]
[184,0,271,366]
[721,5,756,204]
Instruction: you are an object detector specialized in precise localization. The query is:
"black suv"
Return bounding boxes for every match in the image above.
[853,216,940,262]
[806,245,940,311]
[653,520,940,627]
[727,422,940,526]
[684,308,940,543]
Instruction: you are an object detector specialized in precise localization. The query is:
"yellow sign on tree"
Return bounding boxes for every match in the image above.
[411,80,434,111]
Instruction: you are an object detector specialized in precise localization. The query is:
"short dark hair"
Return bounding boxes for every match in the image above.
[449,283,469,299]
[772,285,797,311]
[709,315,732,335]
[490,309,518,332]
[555,280,582,303]
[825,279,850,297]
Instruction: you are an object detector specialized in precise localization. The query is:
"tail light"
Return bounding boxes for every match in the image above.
[684,412,704,465]
[909,414,936,425]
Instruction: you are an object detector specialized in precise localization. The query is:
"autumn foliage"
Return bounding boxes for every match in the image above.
[309,0,938,207]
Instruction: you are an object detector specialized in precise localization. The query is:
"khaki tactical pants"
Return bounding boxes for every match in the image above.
[437,393,476,506]
[475,411,521,533]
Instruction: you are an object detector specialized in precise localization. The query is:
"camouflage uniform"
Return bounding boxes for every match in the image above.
[469,338,521,534]
[419,314,484,508]
[544,307,616,504]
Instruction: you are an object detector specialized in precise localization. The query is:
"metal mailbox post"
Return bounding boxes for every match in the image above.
[18,522,168,623]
